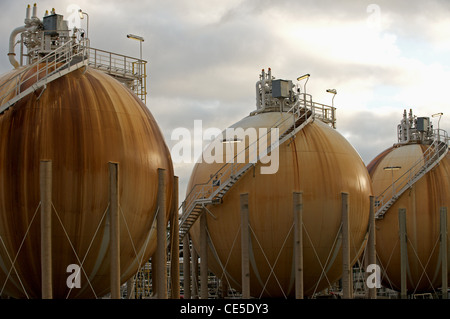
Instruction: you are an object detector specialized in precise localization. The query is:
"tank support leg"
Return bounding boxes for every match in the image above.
[240,193,250,299]
[109,162,120,299]
[170,176,180,299]
[200,212,208,299]
[192,245,199,298]
[151,253,158,296]
[293,192,304,299]
[40,160,53,299]
[341,192,353,299]
[220,278,228,298]
[367,196,377,299]
[156,168,167,298]
[441,207,448,299]
[183,233,191,299]
[398,208,408,299]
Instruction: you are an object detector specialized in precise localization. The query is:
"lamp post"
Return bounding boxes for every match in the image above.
[296,74,310,95]
[127,34,145,78]
[432,112,443,142]
[127,34,144,61]
[78,9,89,39]
[326,89,337,107]
[383,166,402,197]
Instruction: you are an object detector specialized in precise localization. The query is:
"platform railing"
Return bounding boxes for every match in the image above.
[87,47,147,103]
[0,38,89,114]
[179,96,321,239]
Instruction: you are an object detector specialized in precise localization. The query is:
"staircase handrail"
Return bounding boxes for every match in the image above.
[182,102,302,207]
[179,99,317,232]
[375,129,448,213]
[0,38,89,111]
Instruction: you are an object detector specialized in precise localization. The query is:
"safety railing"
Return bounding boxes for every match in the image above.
[87,47,147,103]
[0,38,89,113]
[297,93,336,128]
[20,29,74,66]
[375,129,449,217]
[179,97,316,234]
[88,47,145,79]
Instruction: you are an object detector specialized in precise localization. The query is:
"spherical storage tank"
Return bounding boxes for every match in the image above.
[185,70,372,297]
[368,109,449,294]
[0,19,173,297]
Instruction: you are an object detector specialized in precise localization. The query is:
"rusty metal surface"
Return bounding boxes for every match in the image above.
[0,67,173,298]
[370,144,450,293]
[187,113,372,297]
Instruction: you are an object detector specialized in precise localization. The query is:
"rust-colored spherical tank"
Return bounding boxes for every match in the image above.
[368,144,450,293]
[0,65,173,298]
[187,111,372,297]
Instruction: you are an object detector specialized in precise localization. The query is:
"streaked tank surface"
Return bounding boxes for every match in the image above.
[0,8,173,298]
[184,70,372,297]
[368,109,449,293]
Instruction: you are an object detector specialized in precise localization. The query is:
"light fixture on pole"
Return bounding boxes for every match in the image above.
[297,73,310,94]
[78,9,89,39]
[326,89,337,107]
[127,34,144,61]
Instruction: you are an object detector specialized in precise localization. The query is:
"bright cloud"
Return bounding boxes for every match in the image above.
[1,0,449,201]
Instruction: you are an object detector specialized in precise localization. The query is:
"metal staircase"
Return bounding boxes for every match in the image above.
[375,130,449,219]
[0,39,89,114]
[179,99,317,240]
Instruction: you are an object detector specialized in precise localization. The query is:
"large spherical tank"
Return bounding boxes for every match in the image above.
[368,144,450,293]
[0,65,173,298]
[187,112,372,297]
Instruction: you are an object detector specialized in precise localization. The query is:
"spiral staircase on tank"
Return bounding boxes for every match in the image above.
[179,95,336,241]
[374,130,449,220]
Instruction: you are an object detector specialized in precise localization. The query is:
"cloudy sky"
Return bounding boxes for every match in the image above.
[1,0,450,201]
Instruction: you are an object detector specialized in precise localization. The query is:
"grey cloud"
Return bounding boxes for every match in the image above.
[1,0,449,201]
[338,109,400,164]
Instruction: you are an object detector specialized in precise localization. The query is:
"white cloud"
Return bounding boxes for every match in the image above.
[1,0,450,202]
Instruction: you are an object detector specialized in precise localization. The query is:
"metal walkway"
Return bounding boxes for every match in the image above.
[375,130,449,219]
